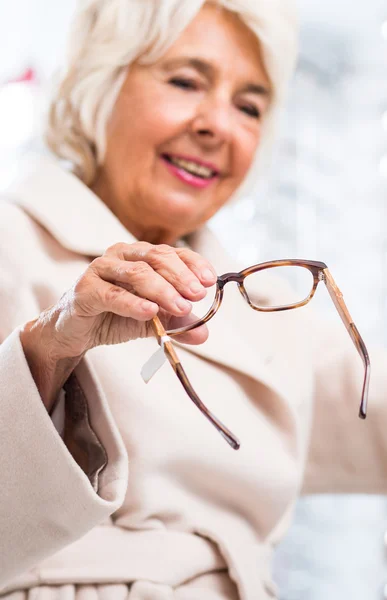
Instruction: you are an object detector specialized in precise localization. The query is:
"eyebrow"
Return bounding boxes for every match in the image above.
[162,56,271,97]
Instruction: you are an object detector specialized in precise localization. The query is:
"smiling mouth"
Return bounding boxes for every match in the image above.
[162,154,219,180]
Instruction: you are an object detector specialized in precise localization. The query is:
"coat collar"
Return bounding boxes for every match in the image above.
[5,153,231,271]
[5,154,293,406]
[6,153,137,257]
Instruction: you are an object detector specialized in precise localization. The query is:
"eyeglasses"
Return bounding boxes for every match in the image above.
[143,259,370,450]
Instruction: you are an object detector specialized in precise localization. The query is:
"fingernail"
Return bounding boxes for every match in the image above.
[175,297,191,312]
[201,268,216,282]
[189,280,204,294]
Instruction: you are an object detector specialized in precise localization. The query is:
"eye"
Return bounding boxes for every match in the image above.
[239,104,261,119]
[169,77,198,91]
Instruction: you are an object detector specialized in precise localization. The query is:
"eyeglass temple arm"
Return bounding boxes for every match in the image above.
[151,316,240,450]
[322,269,370,419]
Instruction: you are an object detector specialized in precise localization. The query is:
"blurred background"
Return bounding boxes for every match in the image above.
[1,0,387,597]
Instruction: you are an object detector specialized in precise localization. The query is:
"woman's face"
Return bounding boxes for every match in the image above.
[93,3,271,245]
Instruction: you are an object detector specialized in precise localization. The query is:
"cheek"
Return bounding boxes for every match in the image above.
[132,91,196,149]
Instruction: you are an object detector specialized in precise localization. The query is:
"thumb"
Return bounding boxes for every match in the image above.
[148,310,209,345]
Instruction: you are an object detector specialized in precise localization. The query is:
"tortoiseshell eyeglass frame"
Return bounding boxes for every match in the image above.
[151,259,370,451]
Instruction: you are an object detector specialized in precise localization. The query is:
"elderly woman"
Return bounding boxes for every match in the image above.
[0,1,385,599]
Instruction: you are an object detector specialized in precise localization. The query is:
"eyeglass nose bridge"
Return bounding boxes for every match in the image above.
[217,272,244,288]
[217,273,251,307]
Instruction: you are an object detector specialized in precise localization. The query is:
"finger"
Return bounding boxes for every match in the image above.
[178,324,208,345]
[137,244,208,301]
[105,242,208,302]
[75,276,160,321]
[91,257,193,317]
[160,311,209,345]
[167,323,208,345]
[175,247,217,287]
[104,241,153,260]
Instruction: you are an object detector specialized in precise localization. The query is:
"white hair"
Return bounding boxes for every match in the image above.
[45,0,299,198]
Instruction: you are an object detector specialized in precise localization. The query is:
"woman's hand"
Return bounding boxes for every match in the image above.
[47,241,217,357]
[20,242,217,410]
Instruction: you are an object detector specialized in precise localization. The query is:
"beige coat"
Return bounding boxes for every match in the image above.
[0,155,386,600]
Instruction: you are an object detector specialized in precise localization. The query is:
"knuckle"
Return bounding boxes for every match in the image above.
[124,241,151,260]
[104,242,124,255]
[178,247,197,260]
[90,256,106,271]
[134,241,152,254]
[111,263,127,280]
[149,244,175,261]
[73,273,89,295]
[174,267,193,285]
[105,285,124,305]
[128,260,152,278]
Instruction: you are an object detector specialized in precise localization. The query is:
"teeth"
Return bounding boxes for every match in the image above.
[169,156,215,179]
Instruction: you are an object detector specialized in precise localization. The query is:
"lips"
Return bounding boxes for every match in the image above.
[162,153,220,177]
[160,153,220,189]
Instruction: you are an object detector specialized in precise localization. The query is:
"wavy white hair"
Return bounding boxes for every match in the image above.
[45,0,299,199]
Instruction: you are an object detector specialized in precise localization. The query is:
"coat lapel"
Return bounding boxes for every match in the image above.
[5,154,290,404]
[5,153,137,255]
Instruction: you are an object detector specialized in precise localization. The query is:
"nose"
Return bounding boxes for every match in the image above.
[190,94,232,148]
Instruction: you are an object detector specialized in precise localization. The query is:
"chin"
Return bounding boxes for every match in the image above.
[156,193,208,226]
